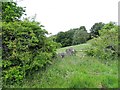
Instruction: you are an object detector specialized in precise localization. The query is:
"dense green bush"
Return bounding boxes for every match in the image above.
[85,22,118,61]
[2,20,58,85]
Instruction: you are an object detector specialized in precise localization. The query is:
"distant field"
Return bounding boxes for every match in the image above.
[57,43,90,53]
[9,43,118,88]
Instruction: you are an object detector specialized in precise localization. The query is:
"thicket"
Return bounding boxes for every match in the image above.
[2,20,59,85]
[2,2,59,86]
[85,22,118,61]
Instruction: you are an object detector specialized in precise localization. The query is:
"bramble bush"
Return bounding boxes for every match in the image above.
[85,22,118,61]
[2,20,59,85]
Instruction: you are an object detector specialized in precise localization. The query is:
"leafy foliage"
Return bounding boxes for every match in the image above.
[2,1,59,86]
[85,22,118,61]
[55,26,89,47]
[55,30,75,47]
[2,1,118,88]
[90,22,105,37]
[2,2,26,22]
[72,26,89,45]
[8,43,118,88]
[2,20,58,85]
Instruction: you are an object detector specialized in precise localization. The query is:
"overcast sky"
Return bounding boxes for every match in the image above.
[17,0,119,35]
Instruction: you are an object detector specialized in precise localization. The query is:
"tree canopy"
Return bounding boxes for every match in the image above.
[72,26,89,45]
[2,2,26,22]
[90,22,105,37]
[55,26,89,47]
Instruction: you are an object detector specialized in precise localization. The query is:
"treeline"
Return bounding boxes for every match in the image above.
[1,1,118,87]
[2,2,60,86]
[52,21,118,61]
[52,22,105,47]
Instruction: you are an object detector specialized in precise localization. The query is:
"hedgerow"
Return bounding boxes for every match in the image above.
[2,20,59,85]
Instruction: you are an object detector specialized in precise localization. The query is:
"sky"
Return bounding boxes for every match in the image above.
[16,0,119,35]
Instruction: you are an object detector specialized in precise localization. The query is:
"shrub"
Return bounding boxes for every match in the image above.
[85,22,118,61]
[2,20,58,85]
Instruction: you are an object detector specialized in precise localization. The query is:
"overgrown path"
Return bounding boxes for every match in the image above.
[14,43,118,88]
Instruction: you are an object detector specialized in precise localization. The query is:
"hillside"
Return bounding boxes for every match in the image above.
[2,2,118,88]
[9,43,118,88]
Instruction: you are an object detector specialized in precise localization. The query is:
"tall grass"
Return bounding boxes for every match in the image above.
[8,43,118,88]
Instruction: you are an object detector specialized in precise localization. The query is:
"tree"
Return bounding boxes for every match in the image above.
[55,26,90,47]
[90,22,105,37]
[2,2,26,22]
[56,31,66,47]
[72,26,89,45]
[55,29,76,47]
